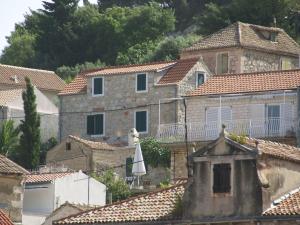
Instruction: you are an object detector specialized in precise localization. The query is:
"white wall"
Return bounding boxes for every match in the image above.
[54,171,106,208]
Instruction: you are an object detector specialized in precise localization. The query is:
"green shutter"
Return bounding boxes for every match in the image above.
[136,111,147,132]
[87,115,94,135]
[93,78,103,95]
[137,74,146,91]
[222,53,228,73]
[95,114,104,135]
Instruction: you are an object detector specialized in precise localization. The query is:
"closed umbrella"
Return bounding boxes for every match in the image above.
[132,142,146,187]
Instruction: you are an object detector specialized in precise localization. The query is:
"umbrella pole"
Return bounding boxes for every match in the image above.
[137,175,140,187]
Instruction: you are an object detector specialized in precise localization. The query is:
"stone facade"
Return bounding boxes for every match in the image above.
[181,47,299,74]
[0,174,25,223]
[59,61,211,143]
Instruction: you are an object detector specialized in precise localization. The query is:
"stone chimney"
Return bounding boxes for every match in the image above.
[128,128,139,147]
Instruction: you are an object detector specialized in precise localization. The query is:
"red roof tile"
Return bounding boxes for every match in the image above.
[188,69,300,96]
[0,210,14,225]
[0,64,65,92]
[25,172,73,184]
[263,188,300,216]
[54,183,186,224]
[0,154,29,175]
[58,75,87,95]
[157,57,200,84]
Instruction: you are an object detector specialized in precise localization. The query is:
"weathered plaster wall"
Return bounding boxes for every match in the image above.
[42,205,81,225]
[0,175,25,223]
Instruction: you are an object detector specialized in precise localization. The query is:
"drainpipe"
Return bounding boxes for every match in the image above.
[297,87,300,147]
[183,98,189,178]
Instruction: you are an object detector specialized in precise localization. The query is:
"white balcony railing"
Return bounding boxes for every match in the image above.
[157,118,296,143]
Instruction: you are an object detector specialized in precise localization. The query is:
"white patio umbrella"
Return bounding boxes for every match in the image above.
[132,142,146,187]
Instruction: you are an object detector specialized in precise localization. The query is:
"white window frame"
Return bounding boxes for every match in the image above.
[92,77,104,97]
[216,52,229,74]
[211,160,234,197]
[135,73,148,93]
[134,110,148,134]
[195,71,206,88]
[87,112,105,137]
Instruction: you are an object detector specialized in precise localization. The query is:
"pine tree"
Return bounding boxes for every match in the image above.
[19,77,41,169]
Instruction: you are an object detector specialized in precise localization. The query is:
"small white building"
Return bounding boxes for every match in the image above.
[22,171,106,225]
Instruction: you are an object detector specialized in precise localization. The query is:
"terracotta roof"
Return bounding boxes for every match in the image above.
[188,69,300,96]
[68,135,125,150]
[0,210,14,225]
[58,75,87,95]
[54,183,186,224]
[263,188,300,216]
[157,57,200,84]
[0,154,29,175]
[0,88,23,106]
[0,64,65,92]
[25,172,73,184]
[245,138,300,164]
[184,22,300,56]
[85,61,176,77]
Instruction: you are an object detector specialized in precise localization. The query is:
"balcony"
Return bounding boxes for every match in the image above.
[157,118,296,143]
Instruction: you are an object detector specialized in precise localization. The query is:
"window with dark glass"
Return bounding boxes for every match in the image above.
[135,111,147,132]
[93,77,103,95]
[196,73,205,87]
[87,114,104,135]
[213,163,231,193]
[66,142,71,151]
[136,74,147,92]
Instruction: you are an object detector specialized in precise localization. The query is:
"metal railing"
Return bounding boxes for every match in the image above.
[157,118,296,143]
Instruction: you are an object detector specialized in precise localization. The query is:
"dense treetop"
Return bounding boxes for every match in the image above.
[1,0,299,80]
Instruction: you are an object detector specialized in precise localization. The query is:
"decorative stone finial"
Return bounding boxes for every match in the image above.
[220,124,226,137]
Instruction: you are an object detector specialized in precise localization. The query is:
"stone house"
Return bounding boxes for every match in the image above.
[0,153,29,224]
[58,58,212,143]
[0,64,65,142]
[158,69,300,179]
[54,134,300,225]
[22,171,106,225]
[42,202,95,225]
[181,22,300,74]
[46,135,168,186]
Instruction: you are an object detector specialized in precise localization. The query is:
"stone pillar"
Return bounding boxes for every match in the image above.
[297,87,300,147]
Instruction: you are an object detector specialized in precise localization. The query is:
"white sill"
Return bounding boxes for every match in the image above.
[138,131,148,134]
[136,90,148,93]
[92,93,104,97]
[90,134,104,138]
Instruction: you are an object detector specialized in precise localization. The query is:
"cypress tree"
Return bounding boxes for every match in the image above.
[19,77,41,169]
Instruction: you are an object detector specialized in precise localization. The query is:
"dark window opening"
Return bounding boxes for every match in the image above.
[136,74,147,91]
[213,163,231,193]
[126,157,133,177]
[87,114,104,135]
[93,77,103,95]
[66,142,71,151]
[196,73,205,87]
[135,111,147,132]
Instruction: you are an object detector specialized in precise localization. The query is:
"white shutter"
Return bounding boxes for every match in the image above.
[249,104,265,137]
[206,107,219,123]
[280,103,294,134]
[221,106,232,122]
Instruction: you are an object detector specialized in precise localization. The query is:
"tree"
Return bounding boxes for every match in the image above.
[92,170,131,202]
[140,137,170,168]
[0,120,20,157]
[40,137,58,165]
[19,77,41,169]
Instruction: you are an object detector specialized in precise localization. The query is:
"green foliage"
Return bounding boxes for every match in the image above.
[19,77,41,169]
[140,137,171,168]
[159,178,171,188]
[92,170,131,202]
[40,137,58,165]
[229,133,247,145]
[0,120,20,157]
[56,60,105,82]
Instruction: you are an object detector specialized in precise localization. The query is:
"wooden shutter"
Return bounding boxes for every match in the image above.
[94,114,104,135]
[93,78,103,95]
[221,106,232,122]
[222,53,229,73]
[126,157,133,177]
[213,164,231,193]
[280,103,294,134]
[137,74,146,91]
[136,111,147,132]
[206,107,219,122]
[87,115,94,135]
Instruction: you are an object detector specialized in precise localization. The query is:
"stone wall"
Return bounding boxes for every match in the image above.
[180,47,242,74]
[242,49,299,73]
[0,175,24,223]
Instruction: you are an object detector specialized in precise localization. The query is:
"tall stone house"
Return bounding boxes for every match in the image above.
[0,154,29,224]
[181,21,300,74]
[158,69,300,179]
[0,64,66,141]
[58,58,211,143]
[54,132,300,225]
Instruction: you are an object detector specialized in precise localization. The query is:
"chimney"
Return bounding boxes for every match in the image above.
[128,128,139,147]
